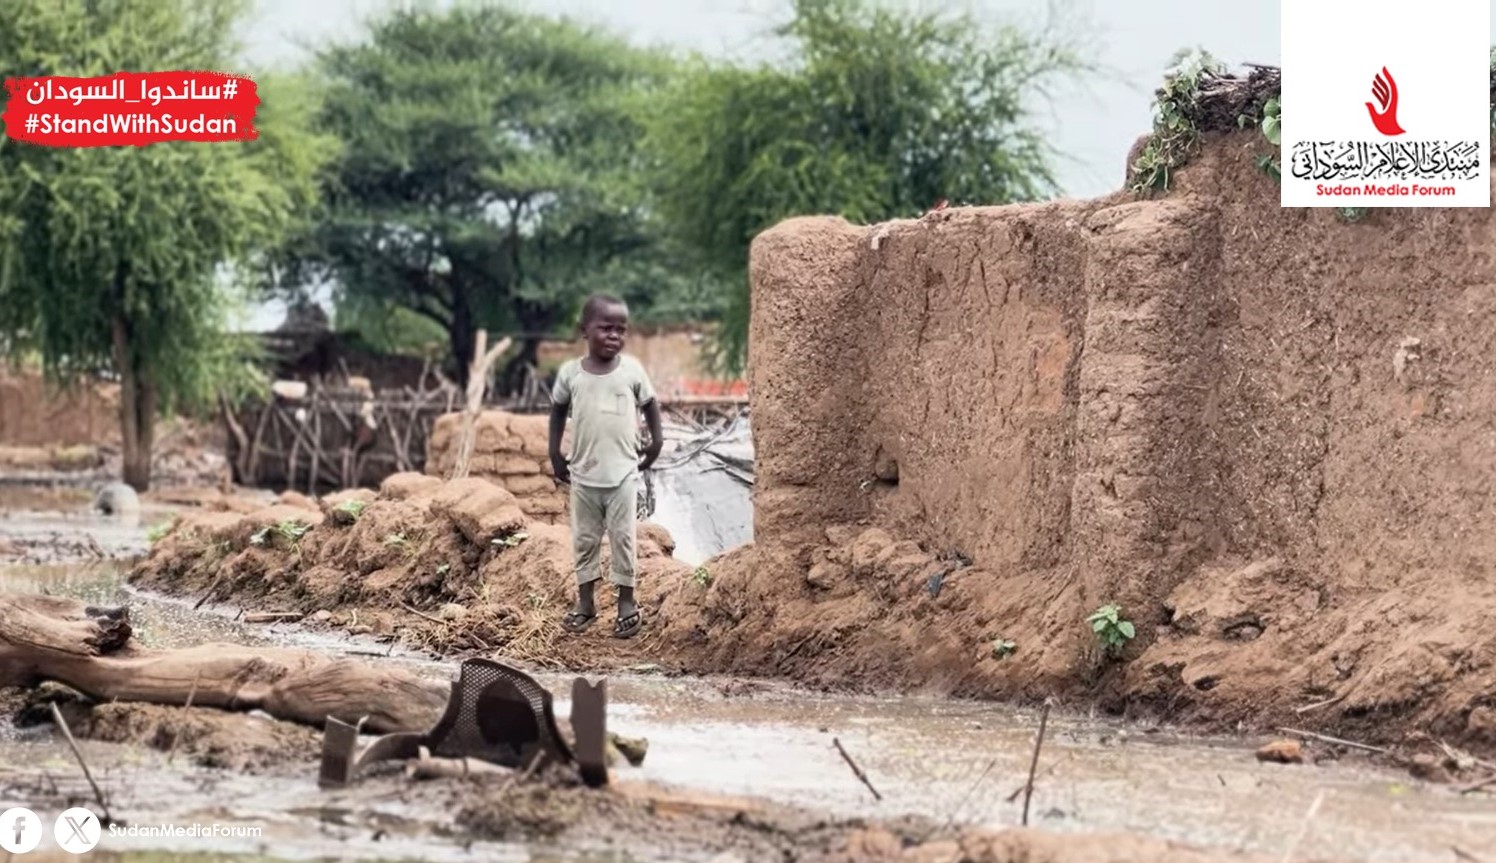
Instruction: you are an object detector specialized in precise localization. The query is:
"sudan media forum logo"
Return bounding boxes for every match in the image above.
[1288,62,1483,197]
[1281,0,1488,207]
[1365,67,1405,136]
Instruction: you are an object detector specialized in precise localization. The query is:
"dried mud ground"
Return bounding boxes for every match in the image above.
[0,506,1493,863]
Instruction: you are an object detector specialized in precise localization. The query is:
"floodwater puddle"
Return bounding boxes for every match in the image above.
[0,535,1491,862]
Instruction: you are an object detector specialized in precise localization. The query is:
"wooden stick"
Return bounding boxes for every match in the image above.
[1006,752,1074,803]
[246,404,272,481]
[1294,695,1344,714]
[938,756,998,833]
[406,745,509,780]
[1458,774,1496,795]
[165,670,202,765]
[450,331,513,480]
[1021,699,1053,826]
[400,603,449,626]
[831,737,882,802]
[1277,727,1390,754]
[1438,740,1496,773]
[1279,790,1325,863]
[49,703,110,820]
[308,399,323,495]
[194,571,225,610]
[219,396,249,473]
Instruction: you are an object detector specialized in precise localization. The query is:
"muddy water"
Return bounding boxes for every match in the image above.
[1,543,1492,862]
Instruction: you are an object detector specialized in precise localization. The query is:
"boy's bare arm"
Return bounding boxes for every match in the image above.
[639,399,664,471]
[548,402,570,484]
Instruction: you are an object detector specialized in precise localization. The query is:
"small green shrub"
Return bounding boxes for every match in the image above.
[146,520,174,544]
[335,499,368,520]
[1129,48,1225,193]
[1087,603,1136,655]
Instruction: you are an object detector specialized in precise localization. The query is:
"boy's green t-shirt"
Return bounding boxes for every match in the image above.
[551,355,657,488]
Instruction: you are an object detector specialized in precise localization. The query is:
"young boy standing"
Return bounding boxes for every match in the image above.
[549,294,663,639]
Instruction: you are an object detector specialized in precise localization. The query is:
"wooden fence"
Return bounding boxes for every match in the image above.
[222,379,749,495]
[222,382,458,494]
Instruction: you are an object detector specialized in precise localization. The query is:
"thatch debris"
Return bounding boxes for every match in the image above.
[1180,64,1280,133]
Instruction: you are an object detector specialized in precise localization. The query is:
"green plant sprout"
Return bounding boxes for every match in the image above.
[1128,48,1225,193]
[146,521,173,544]
[1088,603,1136,655]
[335,499,367,519]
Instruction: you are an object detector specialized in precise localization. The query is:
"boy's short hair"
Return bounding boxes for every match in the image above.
[580,293,627,326]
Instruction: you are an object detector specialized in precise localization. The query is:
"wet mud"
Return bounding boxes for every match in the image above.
[1,545,1492,863]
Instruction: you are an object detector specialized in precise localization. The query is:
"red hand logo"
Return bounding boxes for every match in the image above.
[1366,66,1406,136]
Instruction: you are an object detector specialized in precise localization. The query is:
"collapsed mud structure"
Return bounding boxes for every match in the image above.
[684,131,1496,754]
[425,411,569,523]
[135,470,690,663]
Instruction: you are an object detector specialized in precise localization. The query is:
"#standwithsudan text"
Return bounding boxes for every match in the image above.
[1290,140,1483,182]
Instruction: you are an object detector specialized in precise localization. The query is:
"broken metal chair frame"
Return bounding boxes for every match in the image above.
[318,657,610,790]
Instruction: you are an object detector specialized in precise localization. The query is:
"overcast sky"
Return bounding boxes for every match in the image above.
[235,0,1283,328]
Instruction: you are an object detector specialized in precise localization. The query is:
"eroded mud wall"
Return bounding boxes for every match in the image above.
[741,133,1496,746]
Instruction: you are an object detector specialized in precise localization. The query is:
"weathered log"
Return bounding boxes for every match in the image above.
[0,592,448,734]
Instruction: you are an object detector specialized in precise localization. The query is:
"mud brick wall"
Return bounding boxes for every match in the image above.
[748,133,1496,675]
[0,371,120,447]
[425,411,568,524]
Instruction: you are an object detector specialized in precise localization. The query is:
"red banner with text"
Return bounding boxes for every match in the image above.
[2,71,258,147]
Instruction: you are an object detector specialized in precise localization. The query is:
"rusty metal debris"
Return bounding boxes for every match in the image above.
[318,657,609,789]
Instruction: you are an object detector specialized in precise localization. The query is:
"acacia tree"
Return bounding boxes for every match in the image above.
[647,0,1090,374]
[0,0,329,491]
[268,2,680,391]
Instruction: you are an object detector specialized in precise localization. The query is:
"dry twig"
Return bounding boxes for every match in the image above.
[49,703,110,821]
[1458,774,1496,795]
[399,602,449,626]
[165,670,202,765]
[1279,790,1325,863]
[1021,699,1053,826]
[832,737,882,802]
[1006,752,1075,803]
[1277,727,1389,754]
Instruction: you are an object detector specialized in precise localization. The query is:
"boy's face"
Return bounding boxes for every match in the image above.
[583,302,629,360]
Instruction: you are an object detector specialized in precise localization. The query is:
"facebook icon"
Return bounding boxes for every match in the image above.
[0,807,42,854]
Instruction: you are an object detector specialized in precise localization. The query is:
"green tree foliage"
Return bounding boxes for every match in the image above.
[269,0,683,392]
[646,0,1089,374]
[0,0,331,490]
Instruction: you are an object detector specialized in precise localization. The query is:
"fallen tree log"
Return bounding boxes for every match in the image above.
[0,592,448,734]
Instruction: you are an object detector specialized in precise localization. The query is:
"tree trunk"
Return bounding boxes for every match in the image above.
[447,292,475,392]
[0,592,449,735]
[111,312,154,492]
[498,299,556,396]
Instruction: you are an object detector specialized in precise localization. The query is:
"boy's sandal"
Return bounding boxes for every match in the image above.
[562,611,597,633]
[613,610,642,640]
